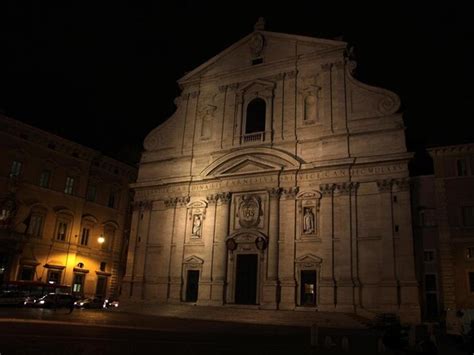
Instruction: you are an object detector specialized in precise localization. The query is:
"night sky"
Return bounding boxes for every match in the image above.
[1,2,473,174]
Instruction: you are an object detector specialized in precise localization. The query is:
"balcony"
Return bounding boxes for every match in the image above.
[242,132,265,144]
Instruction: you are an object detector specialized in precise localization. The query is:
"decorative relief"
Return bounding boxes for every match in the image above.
[319,184,335,196]
[393,178,410,191]
[237,195,263,228]
[132,200,153,211]
[376,179,393,193]
[216,192,232,205]
[165,196,190,208]
[334,182,358,195]
[268,187,282,199]
[280,187,299,200]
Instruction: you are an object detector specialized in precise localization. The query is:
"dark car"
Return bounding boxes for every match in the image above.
[34,293,75,308]
[74,297,106,309]
[0,291,28,306]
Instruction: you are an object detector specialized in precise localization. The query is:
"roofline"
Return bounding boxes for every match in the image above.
[427,143,474,155]
[178,30,347,84]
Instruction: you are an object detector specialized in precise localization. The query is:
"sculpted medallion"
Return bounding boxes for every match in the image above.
[237,195,262,228]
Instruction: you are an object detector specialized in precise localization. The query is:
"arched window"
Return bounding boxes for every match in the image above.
[245,98,266,134]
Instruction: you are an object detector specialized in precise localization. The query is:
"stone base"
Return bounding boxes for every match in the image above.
[168,282,182,303]
[279,282,295,310]
[261,282,278,309]
[210,281,225,305]
[197,280,212,305]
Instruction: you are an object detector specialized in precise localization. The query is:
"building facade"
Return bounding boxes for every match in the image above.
[123,23,420,323]
[0,114,137,299]
[425,144,474,313]
[411,175,441,320]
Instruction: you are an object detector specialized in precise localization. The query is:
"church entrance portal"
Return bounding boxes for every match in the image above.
[235,254,258,305]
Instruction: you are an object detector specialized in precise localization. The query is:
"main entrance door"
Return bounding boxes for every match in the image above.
[300,270,317,306]
[185,270,199,302]
[235,254,258,305]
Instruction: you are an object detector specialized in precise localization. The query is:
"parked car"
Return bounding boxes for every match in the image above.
[74,297,106,309]
[104,298,119,308]
[34,293,75,308]
[0,291,28,306]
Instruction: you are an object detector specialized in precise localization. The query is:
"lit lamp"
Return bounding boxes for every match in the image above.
[98,235,105,244]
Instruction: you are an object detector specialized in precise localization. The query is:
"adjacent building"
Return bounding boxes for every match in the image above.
[413,144,474,319]
[0,114,137,299]
[123,21,420,323]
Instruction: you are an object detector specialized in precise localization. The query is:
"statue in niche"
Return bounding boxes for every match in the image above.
[192,214,202,237]
[303,207,315,234]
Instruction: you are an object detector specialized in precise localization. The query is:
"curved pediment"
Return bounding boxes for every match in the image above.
[201,148,301,177]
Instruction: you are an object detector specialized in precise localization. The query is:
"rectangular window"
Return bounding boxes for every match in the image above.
[64,176,75,195]
[27,215,44,237]
[47,270,61,284]
[424,250,435,263]
[108,191,116,208]
[457,159,468,176]
[56,222,68,241]
[18,266,34,281]
[425,274,437,292]
[39,170,51,188]
[73,274,85,294]
[100,262,106,272]
[86,185,97,202]
[463,206,474,227]
[469,272,474,293]
[466,247,474,259]
[10,160,22,177]
[80,228,90,246]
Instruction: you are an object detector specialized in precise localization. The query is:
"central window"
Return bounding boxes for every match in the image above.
[245,98,266,134]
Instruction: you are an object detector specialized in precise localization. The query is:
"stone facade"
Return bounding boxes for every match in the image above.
[123,24,420,323]
[0,114,137,298]
[425,144,474,312]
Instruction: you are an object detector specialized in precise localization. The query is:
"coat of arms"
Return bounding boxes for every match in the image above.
[237,195,262,228]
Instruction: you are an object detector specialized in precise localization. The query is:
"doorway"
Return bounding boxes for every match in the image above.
[300,270,317,306]
[235,254,258,305]
[185,270,199,302]
[96,276,107,298]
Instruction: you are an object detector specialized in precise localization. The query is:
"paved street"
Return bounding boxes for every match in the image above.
[0,306,377,355]
[0,305,467,354]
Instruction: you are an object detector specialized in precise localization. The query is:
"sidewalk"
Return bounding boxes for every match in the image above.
[117,302,369,329]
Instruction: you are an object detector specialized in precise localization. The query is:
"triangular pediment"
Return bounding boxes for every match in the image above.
[296,254,322,264]
[201,147,302,177]
[179,31,346,84]
[183,255,204,264]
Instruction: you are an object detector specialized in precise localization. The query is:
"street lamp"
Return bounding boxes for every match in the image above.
[98,235,105,244]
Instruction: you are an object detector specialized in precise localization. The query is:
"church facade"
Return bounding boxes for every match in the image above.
[123,23,420,323]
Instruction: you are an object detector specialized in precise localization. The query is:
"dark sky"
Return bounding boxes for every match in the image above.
[0,2,473,174]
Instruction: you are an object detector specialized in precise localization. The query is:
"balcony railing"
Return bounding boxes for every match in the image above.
[242,132,265,143]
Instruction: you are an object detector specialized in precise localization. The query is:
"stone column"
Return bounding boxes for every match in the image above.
[318,184,336,311]
[197,194,217,305]
[129,200,153,300]
[376,179,398,311]
[393,178,421,324]
[278,187,298,310]
[350,183,362,309]
[168,196,189,303]
[121,202,141,300]
[210,192,231,305]
[262,187,281,309]
[333,182,355,312]
[283,71,297,141]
